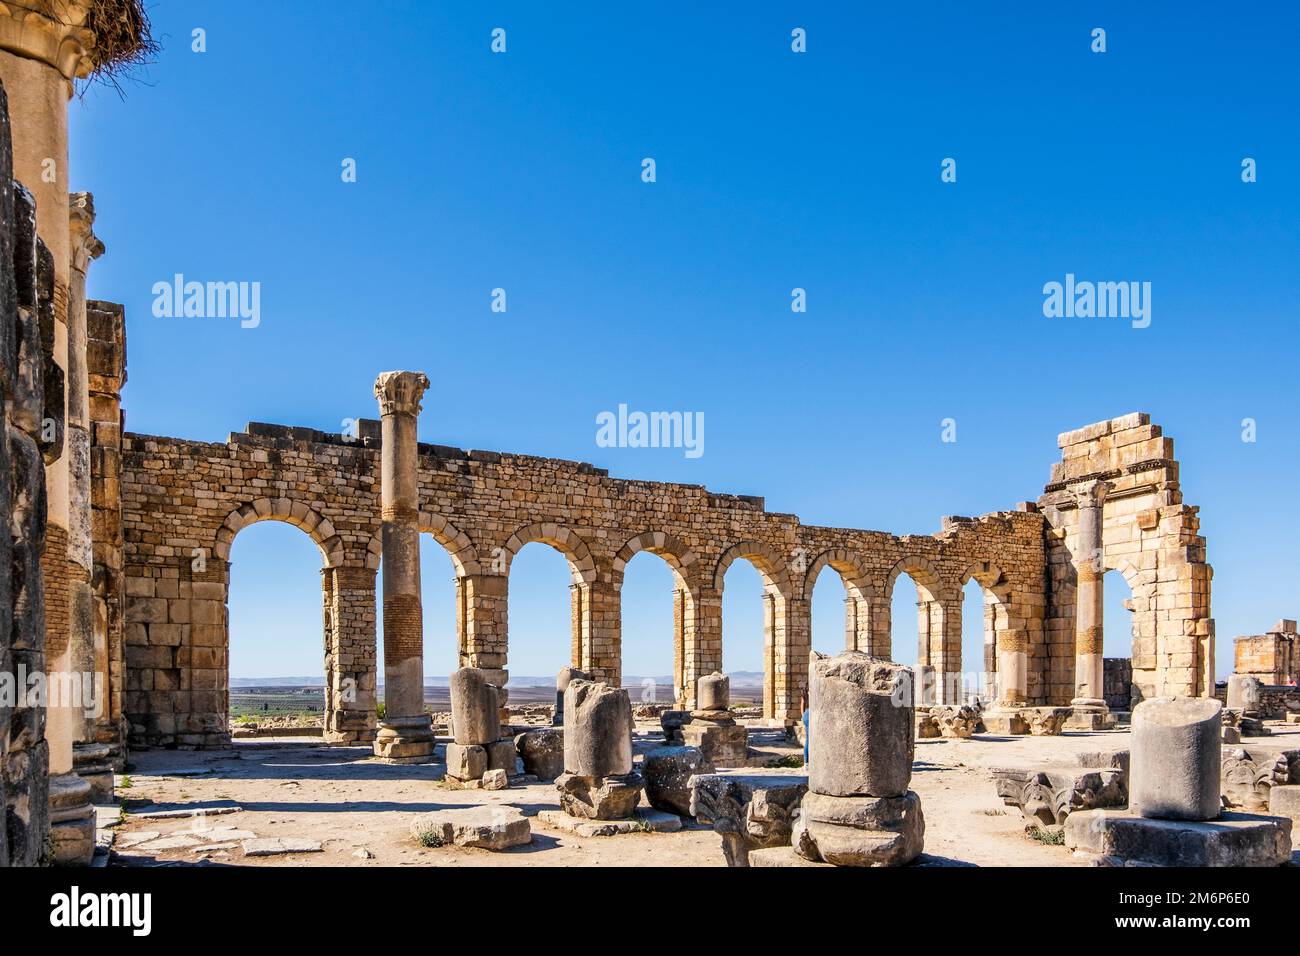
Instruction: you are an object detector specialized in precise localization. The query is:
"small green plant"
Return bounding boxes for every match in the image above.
[376,702,386,721]
[413,822,444,848]
[628,818,653,834]
[764,754,804,769]
[1027,826,1065,845]
[119,775,132,790]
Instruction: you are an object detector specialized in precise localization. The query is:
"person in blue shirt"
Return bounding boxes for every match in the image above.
[800,692,809,767]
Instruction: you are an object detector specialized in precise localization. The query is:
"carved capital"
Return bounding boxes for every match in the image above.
[69,191,104,274]
[373,370,429,418]
[1072,478,1111,509]
[0,1,96,85]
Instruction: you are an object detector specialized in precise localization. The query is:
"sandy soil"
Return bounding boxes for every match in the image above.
[104,721,1300,868]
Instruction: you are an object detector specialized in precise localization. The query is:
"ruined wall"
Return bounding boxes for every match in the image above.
[0,89,53,866]
[1102,657,1132,712]
[1233,620,1296,686]
[1039,412,1214,707]
[119,423,1046,747]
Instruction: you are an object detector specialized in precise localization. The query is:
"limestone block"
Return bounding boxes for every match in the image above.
[445,742,487,781]
[796,790,925,867]
[563,679,633,778]
[1226,674,1262,714]
[809,653,913,798]
[554,665,590,726]
[485,739,517,774]
[556,771,643,820]
[1268,784,1300,823]
[660,709,691,743]
[643,747,714,817]
[1064,809,1291,867]
[481,768,508,791]
[1131,696,1221,821]
[681,722,748,768]
[409,806,531,850]
[515,728,564,780]
[450,667,501,745]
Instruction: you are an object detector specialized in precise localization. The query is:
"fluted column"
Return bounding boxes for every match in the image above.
[1069,480,1112,728]
[371,371,434,762]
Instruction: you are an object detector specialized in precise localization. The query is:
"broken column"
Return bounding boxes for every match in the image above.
[1065,697,1291,865]
[1066,480,1113,731]
[681,670,748,768]
[553,664,588,726]
[555,678,643,819]
[1225,674,1266,736]
[445,666,516,788]
[371,370,435,763]
[793,652,924,867]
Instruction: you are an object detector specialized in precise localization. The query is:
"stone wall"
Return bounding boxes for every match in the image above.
[0,86,53,866]
[1233,621,1296,686]
[120,422,1049,747]
[1039,412,1214,706]
[1102,657,1132,712]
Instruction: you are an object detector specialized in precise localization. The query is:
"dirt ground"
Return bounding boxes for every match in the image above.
[104,721,1300,868]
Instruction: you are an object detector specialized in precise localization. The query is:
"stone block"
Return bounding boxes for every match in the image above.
[556,771,643,820]
[536,807,680,837]
[697,671,729,711]
[681,721,748,768]
[410,806,531,850]
[515,728,563,780]
[485,738,517,774]
[444,742,486,781]
[643,746,714,817]
[796,790,925,867]
[1268,784,1300,823]
[1064,809,1291,867]
[660,709,691,743]
[993,766,1127,827]
[690,771,809,867]
[481,768,508,790]
[449,667,501,745]
[563,679,633,778]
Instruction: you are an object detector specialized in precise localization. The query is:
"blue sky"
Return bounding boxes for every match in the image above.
[70,4,1299,682]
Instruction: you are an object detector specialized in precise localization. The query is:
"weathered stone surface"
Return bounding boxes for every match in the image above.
[242,837,323,856]
[993,766,1127,827]
[410,805,531,850]
[556,771,643,820]
[1024,707,1070,736]
[981,710,1029,736]
[930,704,980,738]
[808,653,913,799]
[485,738,517,774]
[697,671,729,711]
[1131,696,1221,821]
[482,768,508,790]
[1226,674,1262,714]
[563,679,633,778]
[681,721,747,768]
[796,790,925,867]
[444,742,487,782]
[660,709,691,743]
[515,728,564,780]
[450,667,501,745]
[536,807,680,837]
[1221,748,1299,811]
[1269,784,1300,823]
[749,845,833,867]
[643,747,714,817]
[553,666,589,727]
[689,771,808,867]
[1064,809,1292,867]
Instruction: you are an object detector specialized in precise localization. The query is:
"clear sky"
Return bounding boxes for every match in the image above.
[70,4,1299,683]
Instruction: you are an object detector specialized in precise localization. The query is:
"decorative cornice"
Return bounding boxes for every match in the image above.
[69,191,104,273]
[0,1,95,87]
[374,370,430,418]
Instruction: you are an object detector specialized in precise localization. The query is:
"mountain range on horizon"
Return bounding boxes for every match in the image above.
[229,671,766,688]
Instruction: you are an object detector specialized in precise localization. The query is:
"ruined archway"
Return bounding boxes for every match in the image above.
[612,532,699,706]
[715,541,796,719]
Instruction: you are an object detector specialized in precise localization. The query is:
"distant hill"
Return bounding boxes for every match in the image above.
[231,671,764,688]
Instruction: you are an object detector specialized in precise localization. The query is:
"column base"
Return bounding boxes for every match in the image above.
[372,716,436,763]
[48,772,96,866]
[981,707,1030,736]
[72,742,116,804]
[1066,700,1115,731]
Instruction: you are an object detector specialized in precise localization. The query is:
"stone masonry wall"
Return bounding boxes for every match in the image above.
[1233,621,1296,686]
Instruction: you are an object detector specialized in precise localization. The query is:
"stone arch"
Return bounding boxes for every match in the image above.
[213,497,344,568]
[612,532,701,706]
[885,554,959,703]
[804,548,878,655]
[501,522,597,584]
[713,540,793,596]
[958,561,1015,703]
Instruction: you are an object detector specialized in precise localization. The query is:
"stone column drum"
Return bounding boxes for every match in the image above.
[795,652,924,867]
[445,666,516,786]
[372,371,435,763]
[682,670,748,767]
[1130,696,1222,820]
[553,664,588,727]
[1068,480,1111,730]
[555,679,643,819]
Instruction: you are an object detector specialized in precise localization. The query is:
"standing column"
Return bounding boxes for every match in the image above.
[1068,480,1112,730]
[372,371,435,763]
[68,193,110,802]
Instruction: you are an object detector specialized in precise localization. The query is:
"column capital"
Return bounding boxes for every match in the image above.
[1072,478,1111,508]
[0,1,96,85]
[373,370,429,417]
[69,191,104,274]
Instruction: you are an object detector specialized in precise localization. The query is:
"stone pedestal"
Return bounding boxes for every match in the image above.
[372,371,435,763]
[1064,709,1118,731]
[72,742,114,804]
[795,652,923,867]
[556,678,642,820]
[1131,696,1221,820]
[981,709,1029,736]
[48,772,95,866]
[681,712,748,768]
[1065,809,1291,867]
